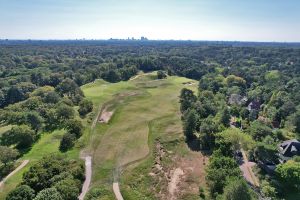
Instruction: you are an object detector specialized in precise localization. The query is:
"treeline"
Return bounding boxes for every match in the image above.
[179,46,300,199]
[1,43,299,108]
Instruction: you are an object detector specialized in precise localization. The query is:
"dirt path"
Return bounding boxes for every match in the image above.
[0,160,29,188]
[240,149,259,187]
[78,156,92,200]
[129,74,143,81]
[113,182,124,200]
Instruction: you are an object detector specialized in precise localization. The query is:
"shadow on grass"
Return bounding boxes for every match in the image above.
[17,146,32,156]
[186,139,212,156]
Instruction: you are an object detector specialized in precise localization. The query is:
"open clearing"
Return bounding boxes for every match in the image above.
[82,72,206,200]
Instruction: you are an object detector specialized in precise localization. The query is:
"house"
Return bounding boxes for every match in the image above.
[228,94,248,105]
[247,101,261,111]
[278,139,300,163]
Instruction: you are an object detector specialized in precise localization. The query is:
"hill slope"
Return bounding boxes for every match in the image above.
[82,72,207,200]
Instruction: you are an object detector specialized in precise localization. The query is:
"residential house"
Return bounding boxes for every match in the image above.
[278,139,300,163]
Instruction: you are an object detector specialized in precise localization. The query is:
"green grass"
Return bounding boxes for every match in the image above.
[81,72,198,199]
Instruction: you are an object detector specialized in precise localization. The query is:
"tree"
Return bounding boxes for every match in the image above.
[0,146,19,166]
[220,107,231,127]
[276,160,300,190]
[253,142,278,164]
[6,83,37,105]
[286,110,300,133]
[179,88,196,113]
[225,75,246,89]
[55,104,75,122]
[260,180,277,199]
[34,188,62,200]
[0,89,5,108]
[54,178,80,200]
[1,125,36,149]
[183,109,197,141]
[199,117,218,149]
[264,70,281,89]
[78,99,93,117]
[43,91,61,104]
[6,185,35,200]
[248,120,272,141]
[105,70,121,83]
[26,112,43,131]
[59,133,76,152]
[220,178,255,200]
[55,78,83,101]
[216,128,254,154]
[65,119,83,138]
[206,152,241,196]
[157,70,167,79]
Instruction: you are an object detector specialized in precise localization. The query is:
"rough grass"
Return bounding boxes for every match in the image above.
[82,72,199,199]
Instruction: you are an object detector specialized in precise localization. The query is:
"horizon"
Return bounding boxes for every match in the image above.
[1,0,300,42]
[1,38,300,44]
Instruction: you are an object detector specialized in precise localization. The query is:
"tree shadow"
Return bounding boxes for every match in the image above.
[186,139,200,151]
[17,146,32,156]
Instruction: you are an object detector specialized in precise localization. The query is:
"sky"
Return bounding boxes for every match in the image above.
[0,0,300,42]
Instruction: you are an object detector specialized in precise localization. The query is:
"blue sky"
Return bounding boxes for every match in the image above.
[0,0,299,41]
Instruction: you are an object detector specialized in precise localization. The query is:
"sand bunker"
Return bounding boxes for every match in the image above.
[98,106,114,123]
[182,81,196,86]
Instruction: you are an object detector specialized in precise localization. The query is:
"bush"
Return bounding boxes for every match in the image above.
[6,185,35,200]
[59,133,76,152]
[34,188,62,200]
[65,119,83,138]
[78,99,93,117]
[54,178,80,200]
[157,70,167,79]
[220,178,255,200]
[1,125,36,149]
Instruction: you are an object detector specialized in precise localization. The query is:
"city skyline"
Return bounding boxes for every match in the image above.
[0,0,300,42]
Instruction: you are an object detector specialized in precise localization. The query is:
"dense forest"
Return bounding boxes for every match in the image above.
[0,40,300,199]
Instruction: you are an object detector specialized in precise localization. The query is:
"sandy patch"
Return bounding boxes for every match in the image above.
[168,168,184,199]
[98,105,114,123]
[182,81,196,86]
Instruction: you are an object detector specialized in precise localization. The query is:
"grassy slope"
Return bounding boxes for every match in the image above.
[82,72,199,199]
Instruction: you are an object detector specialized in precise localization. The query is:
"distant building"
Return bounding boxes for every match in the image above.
[141,36,148,41]
[278,139,300,163]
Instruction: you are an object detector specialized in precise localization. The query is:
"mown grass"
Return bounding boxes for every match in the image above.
[82,72,198,199]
